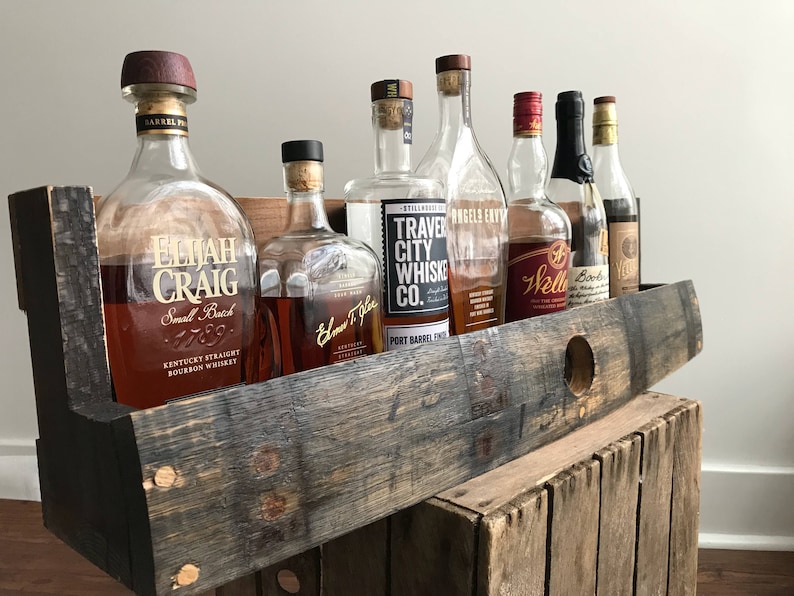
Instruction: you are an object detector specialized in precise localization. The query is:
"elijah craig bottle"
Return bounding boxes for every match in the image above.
[95,51,259,409]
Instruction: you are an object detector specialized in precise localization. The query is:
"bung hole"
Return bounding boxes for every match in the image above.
[564,336,595,396]
[277,568,300,593]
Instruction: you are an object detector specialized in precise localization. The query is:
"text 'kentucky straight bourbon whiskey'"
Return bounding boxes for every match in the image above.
[259,140,385,377]
[95,50,259,409]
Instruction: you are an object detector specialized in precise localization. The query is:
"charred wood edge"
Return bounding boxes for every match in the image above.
[8,185,702,596]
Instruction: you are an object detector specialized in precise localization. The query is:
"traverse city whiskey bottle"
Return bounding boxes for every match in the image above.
[592,96,640,297]
[259,140,385,375]
[505,92,571,321]
[416,54,508,335]
[345,79,449,350]
[546,90,609,307]
[95,50,259,409]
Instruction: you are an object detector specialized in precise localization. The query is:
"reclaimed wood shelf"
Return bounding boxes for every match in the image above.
[8,185,703,595]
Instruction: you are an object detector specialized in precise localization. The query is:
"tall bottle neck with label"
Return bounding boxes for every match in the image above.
[547,90,609,307]
[372,79,413,176]
[592,96,640,297]
[505,92,571,321]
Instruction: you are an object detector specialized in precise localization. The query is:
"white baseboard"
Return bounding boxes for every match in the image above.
[698,462,794,551]
[0,440,40,501]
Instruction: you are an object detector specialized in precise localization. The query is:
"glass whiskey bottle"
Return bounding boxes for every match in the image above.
[344,79,449,350]
[592,95,640,297]
[505,91,571,321]
[546,90,609,307]
[259,140,385,375]
[416,54,508,335]
[95,50,259,409]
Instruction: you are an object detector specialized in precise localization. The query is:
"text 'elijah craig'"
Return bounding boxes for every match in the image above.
[95,50,258,410]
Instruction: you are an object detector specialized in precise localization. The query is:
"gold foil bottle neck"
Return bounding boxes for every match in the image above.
[592,101,618,146]
[437,70,462,96]
[374,99,406,131]
[285,161,323,192]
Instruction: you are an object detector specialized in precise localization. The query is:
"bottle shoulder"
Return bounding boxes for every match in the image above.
[344,174,445,201]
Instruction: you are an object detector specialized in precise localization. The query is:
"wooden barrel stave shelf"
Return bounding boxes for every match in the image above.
[8,185,703,595]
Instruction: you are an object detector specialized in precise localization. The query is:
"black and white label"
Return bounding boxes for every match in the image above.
[382,199,448,316]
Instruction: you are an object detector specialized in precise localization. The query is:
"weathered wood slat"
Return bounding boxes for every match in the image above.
[259,549,320,595]
[322,519,388,596]
[594,435,642,596]
[634,415,676,595]
[666,401,702,595]
[8,185,704,595]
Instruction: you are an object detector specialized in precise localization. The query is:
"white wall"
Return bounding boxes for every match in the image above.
[1,0,792,548]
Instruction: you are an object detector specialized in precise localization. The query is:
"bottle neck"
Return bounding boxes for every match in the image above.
[435,69,472,137]
[373,99,412,175]
[129,93,200,176]
[508,134,547,200]
[551,115,593,184]
[284,161,332,232]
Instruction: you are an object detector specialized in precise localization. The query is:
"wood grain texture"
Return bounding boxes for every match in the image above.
[9,186,703,595]
[390,498,480,596]
[634,415,676,596]
[322,518,388,596]
[545,459,601,596]
[477,488,547,596]
[594,435,641,596]
[697,549,794,595]
[259,548,320,595]
[214,572,258,596]
[666,401,702,595]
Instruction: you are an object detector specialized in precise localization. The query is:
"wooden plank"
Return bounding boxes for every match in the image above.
[259,548,320,595]
[667,401,703,595]
[546,458,601,596]
[634,414,675,596]
[436,391,685,515]
[214,572,258,595]
[594,435,642,596]
[390,499,480,596]
[477,488,547,596]
[322,518,388,596]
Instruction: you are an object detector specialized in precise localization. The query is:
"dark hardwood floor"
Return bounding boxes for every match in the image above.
[1,499,793,594]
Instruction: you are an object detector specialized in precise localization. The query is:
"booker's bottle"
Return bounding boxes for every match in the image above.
[592,95,640,297]
[546,90,609,307]
[416,54,508,335]
[345,79,449,350]
[95,50,259,409]
[505,91,571,321]
[258,140,385,375]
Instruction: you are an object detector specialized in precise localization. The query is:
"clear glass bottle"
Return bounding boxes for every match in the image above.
[345,79,449,350]
[259,140,385,375]
[592,95,640,297]
[505,91,571,321]
[416,54,508,335]
[546,90,609,307]
[95,50,259,409]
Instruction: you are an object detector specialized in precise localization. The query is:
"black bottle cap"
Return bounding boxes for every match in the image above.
[371,79,413,101]
[556,90,585,119]
[281,140,324,163]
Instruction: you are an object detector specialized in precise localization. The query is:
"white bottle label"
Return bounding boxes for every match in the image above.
[386,318,450,350]
[567,265,609,307]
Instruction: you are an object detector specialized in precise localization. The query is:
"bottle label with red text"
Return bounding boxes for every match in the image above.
[506,239,570,321]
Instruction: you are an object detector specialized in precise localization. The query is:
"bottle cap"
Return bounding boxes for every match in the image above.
[594,95,617,105]
[435,54,471,73]
[555,90,585,119]
[121,50,197,90]
[371,79,413,101]
[282,140,324,163]
[513,91,543,136]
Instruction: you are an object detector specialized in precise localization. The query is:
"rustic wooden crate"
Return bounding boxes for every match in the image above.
[8,186,703,596]
[199,391,701,596]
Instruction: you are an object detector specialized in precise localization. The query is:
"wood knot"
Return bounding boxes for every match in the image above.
[172,563,200,588]
[252,446,281,477]
[472,339,490,362]
[261,494,288,521]
[475,431,496,460]
[154,466,177,488]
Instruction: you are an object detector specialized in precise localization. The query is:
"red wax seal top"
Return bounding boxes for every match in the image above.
[513,91,543,136]
[121,50,196,90]
[435,54,471,73]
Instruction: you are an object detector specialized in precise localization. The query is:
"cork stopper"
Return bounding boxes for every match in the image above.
[371,79,413,101]
[282,140,324,192]
[435,54,471,73]
[121,50,196,90]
